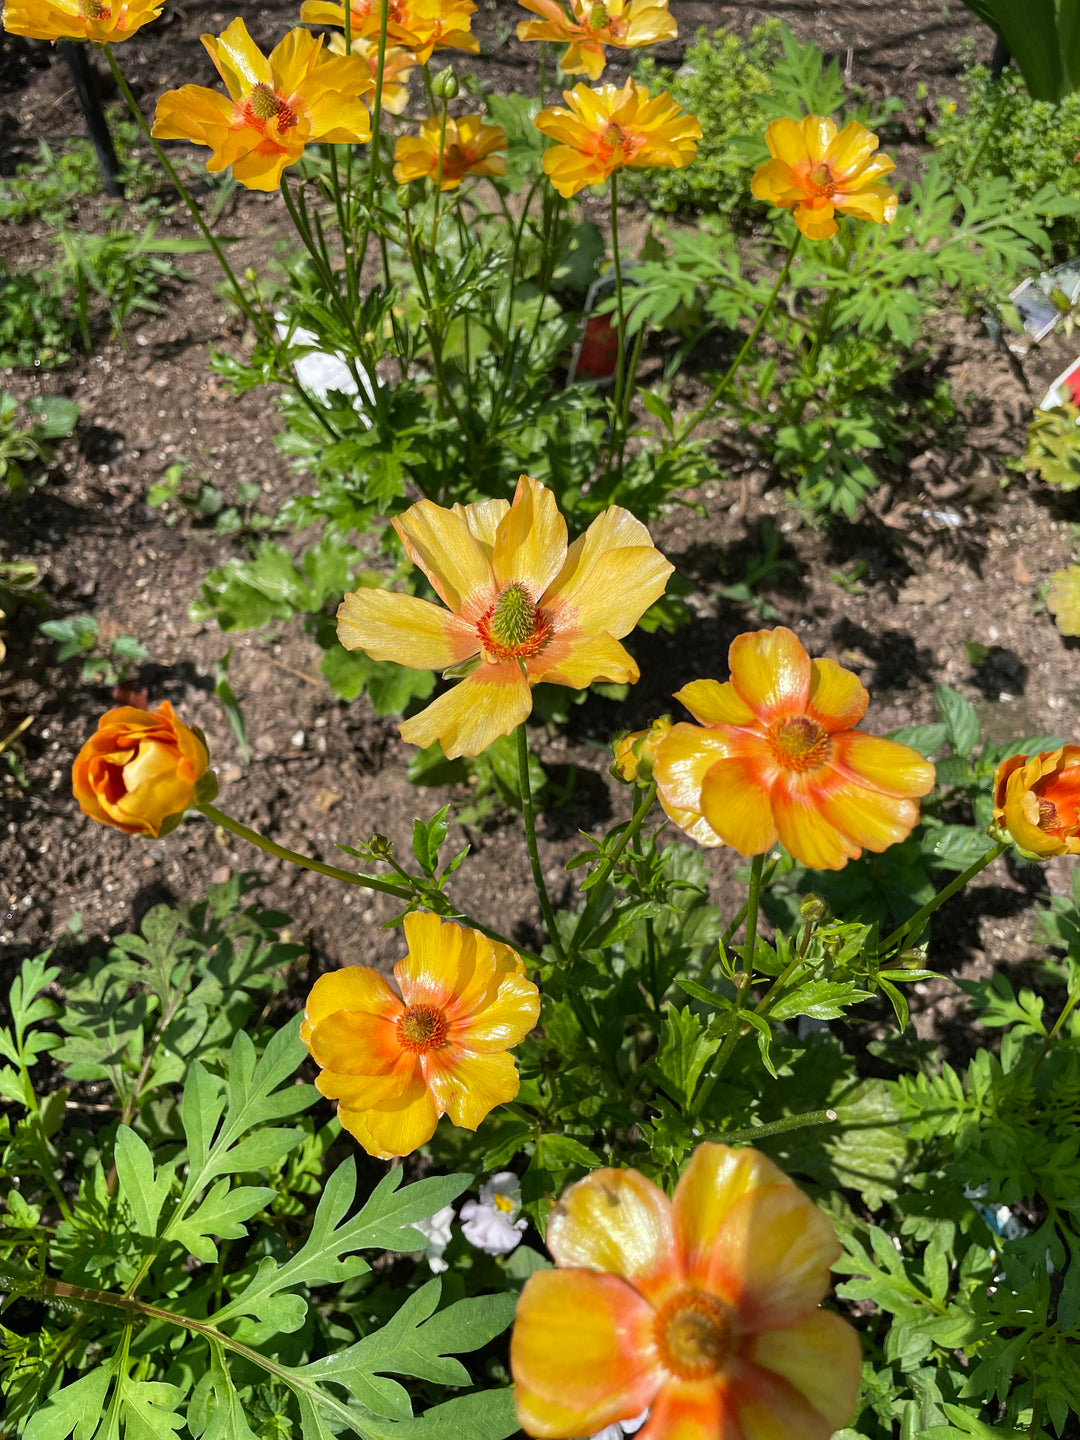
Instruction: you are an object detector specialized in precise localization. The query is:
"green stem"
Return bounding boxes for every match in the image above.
[675,229,802,446]
[961,86,1009,188]
[566,782,657,962]
[516,724,564,960]
[880,840,1007,952]
[365,0,391,212]
[705,1107,837,1147]
[431,96,449,252]
[608,171,628,476]
[741,851,766,971]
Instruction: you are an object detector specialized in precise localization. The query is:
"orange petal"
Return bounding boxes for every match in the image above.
[747,1310,862,1432]
[397,662,533,758]
[817,778,921,855]
[338,1069,440,1158]
[395,911,476,1011]
[300,965,402,1044]
[545,1167,682,1307]
[531,630,640,689]
[771,774,859,871]
[542,505,673,638]
[451,973,540,1052]
[700,755,780,856]
[727,627,811,724]
[490,474,568,599]
[673,1145,791,1285]
[805,658,867,732]
[636,1378,728,1440]
[394,499,497,620]
[674,679,758,728]
[423,1045,521,1128]
[336,588,477,670]
[831,731,936,799]
[307,1009,402,1076]
[512,1269,663,1439]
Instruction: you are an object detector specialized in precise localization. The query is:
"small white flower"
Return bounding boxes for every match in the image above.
[460,1171,527,1256]
[411,1203,455,1274]
[591,1410,649,1440]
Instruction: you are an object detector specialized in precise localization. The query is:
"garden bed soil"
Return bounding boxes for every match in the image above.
[2,0,1078,1054]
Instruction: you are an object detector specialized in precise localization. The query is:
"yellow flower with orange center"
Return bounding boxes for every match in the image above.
[512,1143,861,1440]
[336,475,673,759]
[300,912,540,1159]
[324,34,417,114]
[151,19,372,192]
[993,747,1080,857]
[299,0,478,59]
[751,115,898,241]
[653,627,935,871]
[1,0,161,43]
[393,113,508,189]
[534,77,700,198]
[72,702,212,838]
[516,0,677,82]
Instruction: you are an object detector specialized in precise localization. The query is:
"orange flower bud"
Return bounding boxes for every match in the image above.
[611,715,672,783]
[992,746,1080,857]
[72,701,212,837]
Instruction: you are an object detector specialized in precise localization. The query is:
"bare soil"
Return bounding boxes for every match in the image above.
[2,0,1078,1050]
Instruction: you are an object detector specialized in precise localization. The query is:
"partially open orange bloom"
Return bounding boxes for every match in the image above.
[300,912,540,1159]
[512,1144,861,1440]
[612,716,672,784]
[73,701,211,838]
[653,627,935,871]
[300,0,478,61]
[152,19,371,192]
[993,747,1080,857]
[516,0,677,82]
[534,78,700,197]
[325,35,416,114]
[1,0,161,43]
[393,113,508,189]
[751,116,898,241]
[337,475,673,759]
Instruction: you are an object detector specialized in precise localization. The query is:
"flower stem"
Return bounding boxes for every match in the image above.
[608,170,628,477]
[675,229,802,446]
[365,0,391,211]
[880,840,1008,952]
[566,782,657,962]
[706,1107,837,1147]
[741,851,766,970]
[515,724,564,960]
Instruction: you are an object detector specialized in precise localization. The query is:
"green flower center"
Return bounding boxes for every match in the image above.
[77,0,111,17]
[808,161,835,195]
[489,582,536,648]
[589,2,610,28]
[248,82,284,120]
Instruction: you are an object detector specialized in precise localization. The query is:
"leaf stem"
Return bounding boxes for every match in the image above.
[566,782,657,962]
[705,1107,837,1147]
[880,840,1007,951]
[515,724,564,959]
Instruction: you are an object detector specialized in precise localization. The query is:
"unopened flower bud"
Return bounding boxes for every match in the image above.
[431,65,458,100]
[799,893,829,924]
[368,832,394,859]
[243,266,258,284]
[72,703,211,837]
[896,949,926,969]
[611,716,672,784]
[396,184,414,210]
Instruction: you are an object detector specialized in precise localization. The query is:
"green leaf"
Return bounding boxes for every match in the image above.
[769,980,872,1021]
[934,685,980,759]
[113,1125,175,1238]
[24,1366,114,1440]
[886,722,947,759]
[172,1180,276,1263]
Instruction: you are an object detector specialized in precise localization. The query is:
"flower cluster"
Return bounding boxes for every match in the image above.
[516,0,677,82]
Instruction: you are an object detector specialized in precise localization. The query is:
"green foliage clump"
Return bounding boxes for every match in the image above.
[0,392,79,491]
[930,63,1080,240]
[0,122,159,227]
[1025,402,1080,490]
[0,263,74,369]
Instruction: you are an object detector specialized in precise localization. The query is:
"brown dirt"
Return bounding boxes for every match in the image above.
[2,0,1077,1050]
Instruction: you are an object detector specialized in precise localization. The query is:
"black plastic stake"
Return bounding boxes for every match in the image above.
[61,40,123,196]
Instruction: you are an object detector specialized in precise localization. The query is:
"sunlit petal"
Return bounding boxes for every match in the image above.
[546,1167,682,1306]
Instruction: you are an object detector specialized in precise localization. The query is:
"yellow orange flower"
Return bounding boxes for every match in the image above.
[612,716,671,784]
[152,19,371,192]
[1,0,161,43]
[337,475,673,759]
[993,747,1080,857]
[516,0,677,82]
[653,627,935,871]
[325,34,417,114]
[300,912,540,1159]
[393,113,507,189]
[534,78,700,197]
[395,0,479,60]
[751,116,898,241]
[72,702,211,838]
[512,1143,861,1440]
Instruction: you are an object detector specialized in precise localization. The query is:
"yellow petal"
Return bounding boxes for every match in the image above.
[831,731,935,799]
[801,114,837,164]
[805,657,867,732]
[512,1269,663,1439]
[764,117,808,168]
[451,972,540,1051]
[307,1009,402,1076]
[748,1310,862,1431]
[338,1071,440,1158]
[531,630,640,689]
[336,588,476,669]
[772,775,859,871]
[659,794,726,848]
[423,1045,520,1127]
[653,724,731,812]
[395,911,476,1011]
[793,201,838,241]
[835,186,895,224]
[394,498,496,620]
[151,85,235,144]
[673,1144,791,1284]
[545,1166,682,1307]
[268,24,323,92]
[543,508,673,639]
[316,1047,418,1107]
[491,474,568,599]
[825,119,878,177]
[728,626,811,723]
[202,17,271,97]
[461,496,511,554]
[751,157,804,209]
[542,143,606,196]
[818,779,921,855]
[300,965,402,1043]
[700,754,780,857]
[398,662,533,758]
[674,679,758,728]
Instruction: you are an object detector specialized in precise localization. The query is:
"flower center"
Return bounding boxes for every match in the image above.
[477,582,552,662]
[768,715,830,772]
[588,2,610,28]
[245,82,299,132]
[493,1192,516,1213]
[78,0,111,17]
[807,161,835,196]
[655,1290,733,1381]
[396,1003,449,1053]
[1038,796,1061,832]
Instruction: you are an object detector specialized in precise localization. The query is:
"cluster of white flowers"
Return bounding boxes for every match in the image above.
[410,1172,527,1270]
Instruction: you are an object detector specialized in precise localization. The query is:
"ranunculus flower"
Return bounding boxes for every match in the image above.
[299,0,479,62]
[516,0,677,82]
[152,19,372,192]
[993,747,1080,857]
[653,627,935,871]
[393,113,508,189]
[750,116,898,241]
[72,701,211,837]
[325,36,417,115]
[534,78,700,197]
[300,913,540,1159]
[511,1143,861,1440]
[336,474,673,759]
[1,0,161,43]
